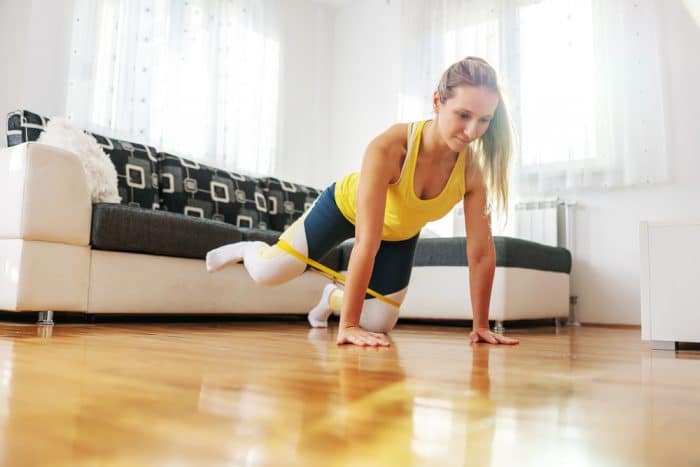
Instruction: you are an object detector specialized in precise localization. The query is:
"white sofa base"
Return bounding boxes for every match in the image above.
[1,242,570,323]
[87,250,328,314]
[397,266,568,321]
[86,255,569,319]
[0,239,90,312]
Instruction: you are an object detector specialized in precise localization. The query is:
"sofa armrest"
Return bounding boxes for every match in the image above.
[0,142,92,245]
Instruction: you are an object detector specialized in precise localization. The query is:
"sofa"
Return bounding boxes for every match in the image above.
[1,109,572,328]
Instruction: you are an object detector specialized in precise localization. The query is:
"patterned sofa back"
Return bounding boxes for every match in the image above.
[158,151,271,229]
[6,110,321,232]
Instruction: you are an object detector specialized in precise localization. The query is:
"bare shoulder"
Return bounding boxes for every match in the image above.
[369,123,409,157]
[363,123,410,181]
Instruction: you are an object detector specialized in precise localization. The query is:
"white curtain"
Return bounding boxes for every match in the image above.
[66,0,281,174]
[398,0,669,196]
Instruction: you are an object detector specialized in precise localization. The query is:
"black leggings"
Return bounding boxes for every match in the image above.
[302,183,418,297]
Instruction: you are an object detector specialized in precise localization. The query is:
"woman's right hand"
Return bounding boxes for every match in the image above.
[337,326,390,347]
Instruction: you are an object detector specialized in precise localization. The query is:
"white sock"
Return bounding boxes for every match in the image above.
[307,283,338,328]
[206,241,251,272]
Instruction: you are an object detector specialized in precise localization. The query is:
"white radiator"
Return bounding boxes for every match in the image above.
[515,198,579,325]
[514,198,576,249]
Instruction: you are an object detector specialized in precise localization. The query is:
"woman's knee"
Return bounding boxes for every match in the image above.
[359,301,400,333]
[359,289,407,333]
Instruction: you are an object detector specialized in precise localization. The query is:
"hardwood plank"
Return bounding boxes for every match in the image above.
[0,322,698,466]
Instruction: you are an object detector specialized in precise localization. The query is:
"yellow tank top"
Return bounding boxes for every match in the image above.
[334,120,467,241]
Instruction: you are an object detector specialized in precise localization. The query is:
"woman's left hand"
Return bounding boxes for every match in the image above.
[470,327,520,345]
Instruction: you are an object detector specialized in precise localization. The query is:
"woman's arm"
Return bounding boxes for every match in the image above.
[463,162,519,345]
[337,124,406,346]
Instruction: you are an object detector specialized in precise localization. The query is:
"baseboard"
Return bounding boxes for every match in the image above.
[580,322,642,330]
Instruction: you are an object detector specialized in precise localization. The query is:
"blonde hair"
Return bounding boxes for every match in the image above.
[437,56,513,215]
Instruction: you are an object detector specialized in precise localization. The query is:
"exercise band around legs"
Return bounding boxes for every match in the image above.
[275,239,401,309]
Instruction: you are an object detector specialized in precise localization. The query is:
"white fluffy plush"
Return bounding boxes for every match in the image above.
[37,118,121,203]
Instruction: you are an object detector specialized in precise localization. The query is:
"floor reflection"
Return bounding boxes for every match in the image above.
[407,344,495,466]
[195,329,501,466]
[197,327,411,465]
[0,323,697,466]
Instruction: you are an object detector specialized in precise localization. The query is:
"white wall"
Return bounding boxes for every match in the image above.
[327,0,402,183]
[0,0,333,190]
[325,0,700,325]
[275,2,333,188]
[0,0,75,149]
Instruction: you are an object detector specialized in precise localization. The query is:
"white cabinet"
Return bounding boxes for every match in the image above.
[640,221,700,349]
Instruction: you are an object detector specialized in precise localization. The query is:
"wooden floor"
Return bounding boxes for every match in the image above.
[0,320,699,467]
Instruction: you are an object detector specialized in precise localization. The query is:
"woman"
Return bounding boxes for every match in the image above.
[207,57,519,347]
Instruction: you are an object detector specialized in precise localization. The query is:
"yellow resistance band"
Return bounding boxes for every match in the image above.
[276,239,400,309]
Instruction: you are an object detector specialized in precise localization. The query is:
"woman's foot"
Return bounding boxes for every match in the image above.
[206,242,250,272]
[307,284,338,328]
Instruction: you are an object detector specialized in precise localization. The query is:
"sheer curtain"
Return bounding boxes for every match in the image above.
[399,0,669,200]
[66,0,281,174]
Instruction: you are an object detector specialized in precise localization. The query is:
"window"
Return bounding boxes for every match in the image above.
[67,0,281,174]
[518,0,599,171]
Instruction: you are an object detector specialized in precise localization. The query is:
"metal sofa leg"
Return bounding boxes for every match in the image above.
[493,320,505,334]
[567,295,581,326]
[37,310,54,326]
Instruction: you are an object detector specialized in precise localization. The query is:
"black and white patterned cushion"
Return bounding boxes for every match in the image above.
[6,110,160,210]
[7,110,47,146]
[158,152,270,229]
[95,134,160,210]
[263,177,322,231]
